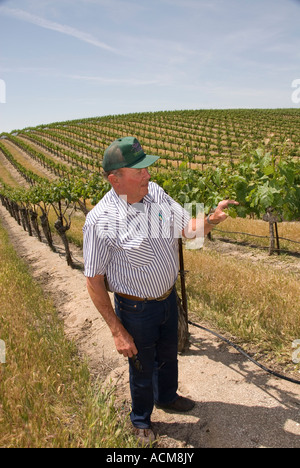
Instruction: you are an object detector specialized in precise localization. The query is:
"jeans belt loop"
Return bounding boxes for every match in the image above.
[117,286,173,302]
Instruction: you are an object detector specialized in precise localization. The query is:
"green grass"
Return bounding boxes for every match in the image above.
[0,219,138,448]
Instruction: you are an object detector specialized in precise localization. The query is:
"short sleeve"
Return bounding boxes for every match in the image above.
[83,223,111,277]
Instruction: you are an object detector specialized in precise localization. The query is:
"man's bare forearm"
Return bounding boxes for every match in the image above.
[86,275,122,336]
[86,275,138,357]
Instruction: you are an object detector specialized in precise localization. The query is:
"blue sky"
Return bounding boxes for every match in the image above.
[0,0,300,133]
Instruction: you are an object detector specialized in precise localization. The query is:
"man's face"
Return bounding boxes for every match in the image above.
[109,167,151,204]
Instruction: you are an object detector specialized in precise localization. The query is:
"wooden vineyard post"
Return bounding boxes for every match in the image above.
[268,217,275,256]
[263,208,281,256]
[274,222,281,256]
[177,238,189,353]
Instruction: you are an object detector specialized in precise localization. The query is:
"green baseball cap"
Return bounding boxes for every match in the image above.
[102,136,160,172]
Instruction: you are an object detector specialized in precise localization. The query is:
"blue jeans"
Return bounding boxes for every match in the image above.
[114,289,178,429]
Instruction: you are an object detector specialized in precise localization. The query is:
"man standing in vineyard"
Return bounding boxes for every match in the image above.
[83,136,237,446]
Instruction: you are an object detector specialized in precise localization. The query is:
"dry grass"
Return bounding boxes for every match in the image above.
[0,220,138,448]
[183,246,300,363]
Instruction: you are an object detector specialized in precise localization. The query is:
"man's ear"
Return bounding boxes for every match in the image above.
[108,173,118,187]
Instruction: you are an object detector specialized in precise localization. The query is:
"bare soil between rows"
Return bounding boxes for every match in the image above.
[1,203,299,448]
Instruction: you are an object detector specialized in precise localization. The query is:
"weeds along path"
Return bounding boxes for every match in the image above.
[0,203,299,448]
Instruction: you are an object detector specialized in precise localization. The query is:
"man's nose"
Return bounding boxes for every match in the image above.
[142,168,151,179]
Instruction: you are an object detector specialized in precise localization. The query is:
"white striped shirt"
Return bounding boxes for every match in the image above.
[83,182,190,298]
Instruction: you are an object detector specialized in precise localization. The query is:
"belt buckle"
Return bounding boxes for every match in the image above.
[148,286,173,302]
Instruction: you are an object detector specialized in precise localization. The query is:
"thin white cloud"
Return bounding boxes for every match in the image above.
[0,6,121,55]
[158,0,221,10]
[61,73,159,86]
[0,66,55,74]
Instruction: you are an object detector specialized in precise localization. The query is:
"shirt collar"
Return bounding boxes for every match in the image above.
[144,191,155,204]
[110,188,128,219]
[110,188,155,219]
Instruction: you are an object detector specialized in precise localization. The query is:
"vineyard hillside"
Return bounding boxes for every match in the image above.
[1,108,300,172]
[0,108,299,357]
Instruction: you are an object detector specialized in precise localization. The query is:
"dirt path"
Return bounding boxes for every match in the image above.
[0,203,299,448]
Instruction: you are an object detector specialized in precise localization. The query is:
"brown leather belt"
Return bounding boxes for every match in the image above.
[116,286,174,302]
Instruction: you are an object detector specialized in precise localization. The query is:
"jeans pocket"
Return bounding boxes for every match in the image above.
[115,295,145,314]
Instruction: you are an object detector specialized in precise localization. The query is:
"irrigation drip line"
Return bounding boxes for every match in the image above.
[214,228,270,240]
[188,320,300,386]
[213,243,298,256]
[213,228,300,245]
[279,237,300,245]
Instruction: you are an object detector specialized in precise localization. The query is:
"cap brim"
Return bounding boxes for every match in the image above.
[127,154,160,169]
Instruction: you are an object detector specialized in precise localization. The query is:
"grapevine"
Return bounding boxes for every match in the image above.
[1,110,299,264]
